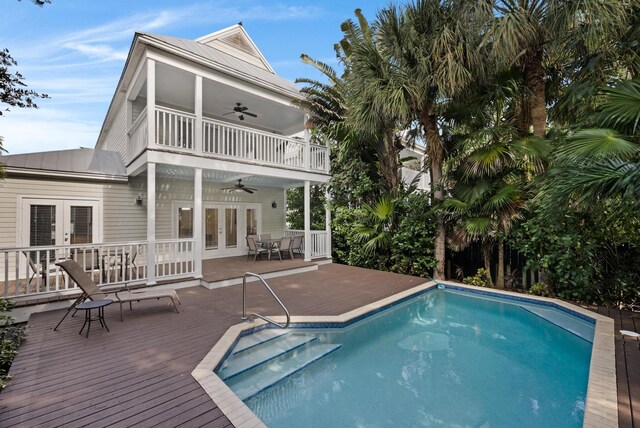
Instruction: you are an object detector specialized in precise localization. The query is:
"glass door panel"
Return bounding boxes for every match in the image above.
[69,206,93,244]
[246,209,257,236]
[205,208,219,249]
[178,207,193,238]
[225,208,238,248]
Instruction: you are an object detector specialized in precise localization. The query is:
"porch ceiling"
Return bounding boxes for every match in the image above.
[153,164,305,188]
[135,62,305,135]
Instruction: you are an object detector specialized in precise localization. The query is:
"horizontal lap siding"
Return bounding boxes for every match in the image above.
[154,178,284,239]
[99,101,128,164]
[0,176,145,248]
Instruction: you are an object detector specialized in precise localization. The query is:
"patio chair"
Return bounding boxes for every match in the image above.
[54,259,181,328]
[259,233,271,240]
[275,236,293,261]
[291,235,304,259]
[23,251,58,285]
[247,236,268,261]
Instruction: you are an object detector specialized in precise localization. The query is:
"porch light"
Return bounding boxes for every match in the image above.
[271,201,277,209]
[135,194,143,206]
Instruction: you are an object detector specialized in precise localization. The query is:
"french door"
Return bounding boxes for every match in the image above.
[21,198,100,249]
[176,202,260,258]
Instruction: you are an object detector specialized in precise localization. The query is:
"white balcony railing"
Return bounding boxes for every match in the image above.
[203,116,307,169]
[128,107,148,161]
[129,106,329,173]
[156,106,196,150]
[284,230,329,259]
[0,239,195,300]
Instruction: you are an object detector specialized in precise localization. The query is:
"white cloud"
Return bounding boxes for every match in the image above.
[62,43,128,62]
[1,109,100,155]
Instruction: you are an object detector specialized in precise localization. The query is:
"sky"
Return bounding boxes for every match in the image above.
[1,0,385,156]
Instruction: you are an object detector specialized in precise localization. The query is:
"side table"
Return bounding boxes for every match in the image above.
[75,299,113,337]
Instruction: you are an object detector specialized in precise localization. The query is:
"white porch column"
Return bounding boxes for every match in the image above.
[303,114,310,171]
[194,75,203,154]
[304,180,311,261]
[146,162,157,285]
[325,188,332,260]
[193,167,203,278]
[147,58,156,148]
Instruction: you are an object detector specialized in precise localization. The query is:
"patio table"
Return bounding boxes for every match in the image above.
[255,238,281,261]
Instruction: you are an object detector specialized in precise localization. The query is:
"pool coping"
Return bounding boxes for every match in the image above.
[191,280,618,428]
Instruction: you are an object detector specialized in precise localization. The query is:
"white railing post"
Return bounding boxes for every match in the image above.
[193,167,203,279]
[147,162,157,285]
[304,181,311,261]
[325,188,332,260]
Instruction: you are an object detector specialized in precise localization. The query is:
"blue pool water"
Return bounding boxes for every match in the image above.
[238,290,594,427]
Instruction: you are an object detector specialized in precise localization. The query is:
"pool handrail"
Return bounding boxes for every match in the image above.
[242,272,290,329]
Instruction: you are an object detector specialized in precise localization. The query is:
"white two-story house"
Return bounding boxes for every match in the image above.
[0,24,331,299]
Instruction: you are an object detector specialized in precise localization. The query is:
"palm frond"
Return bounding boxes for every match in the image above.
[558,129,638,159]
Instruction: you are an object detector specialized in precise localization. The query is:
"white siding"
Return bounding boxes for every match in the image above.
[0,175,145,249]
[153,178,284,239]
[99,101,129,164]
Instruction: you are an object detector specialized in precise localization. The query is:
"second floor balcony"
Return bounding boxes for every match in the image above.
[129,105,329,174]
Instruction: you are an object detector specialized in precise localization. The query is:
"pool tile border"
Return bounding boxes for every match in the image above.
[192,280,617,428]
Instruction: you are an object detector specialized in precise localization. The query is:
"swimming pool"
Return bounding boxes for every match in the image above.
[219,288,594,427]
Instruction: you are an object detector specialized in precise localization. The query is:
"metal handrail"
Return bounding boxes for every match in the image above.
[242,272,290,329]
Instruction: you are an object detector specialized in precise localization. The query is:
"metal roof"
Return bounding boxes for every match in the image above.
[0,148,127,178]
[139,32,300,96]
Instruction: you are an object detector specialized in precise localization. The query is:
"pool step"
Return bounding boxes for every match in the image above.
[218,334,317,380]
[520,306,594,342]
[232,329,289,355]
[226,343,342,401]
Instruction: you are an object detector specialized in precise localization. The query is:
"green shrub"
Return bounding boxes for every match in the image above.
[528,282,554,297]
[463,268,490,287]
[1,298,25,390]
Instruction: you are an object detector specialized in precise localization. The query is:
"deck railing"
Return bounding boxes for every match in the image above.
[129,106,329,173]
[203,117,308,169]
[284,230,329,259]
[156,106,195,150]
[128,107,148,161]
[0,239,195,300]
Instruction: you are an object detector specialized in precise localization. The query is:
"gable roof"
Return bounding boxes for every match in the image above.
[195,24,275,73]
[1,148,127,181]
[139,31,299,96]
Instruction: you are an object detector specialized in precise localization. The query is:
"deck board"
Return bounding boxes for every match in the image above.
[0,263,638,427]
[0,263,424,427]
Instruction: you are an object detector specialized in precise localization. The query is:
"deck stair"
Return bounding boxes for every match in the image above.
[217,331,342,401]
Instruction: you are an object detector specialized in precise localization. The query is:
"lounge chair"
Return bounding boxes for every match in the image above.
[54,259,181,328]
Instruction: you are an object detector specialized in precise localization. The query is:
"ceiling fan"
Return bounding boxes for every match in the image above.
[223,102,257,121]
[221,179,257,194]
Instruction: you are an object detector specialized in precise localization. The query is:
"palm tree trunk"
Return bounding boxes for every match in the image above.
[496,238,504,289]
[381,128,400,194]
[482,242,494,287]
[522,47,546,137]
[421,109,446,279]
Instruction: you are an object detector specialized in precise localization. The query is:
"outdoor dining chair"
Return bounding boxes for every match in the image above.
[291,235,304,259]
[247,236,268,261]
[276,236,294,261]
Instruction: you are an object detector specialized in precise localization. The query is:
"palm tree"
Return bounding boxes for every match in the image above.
[354,194,397,256]
[337,9,411,194]
[484,0,629,137]
[444,73,549,288]
[374,0,484,278]
[542,79,640,207]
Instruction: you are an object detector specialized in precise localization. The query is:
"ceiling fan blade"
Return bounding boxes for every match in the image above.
[243,111,257,118]
[243,188,254,194]
[222,111,235,116]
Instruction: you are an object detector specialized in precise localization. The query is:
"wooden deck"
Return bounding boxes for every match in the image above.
[588,305,640,428]
[0,263,637,427]
[0,263,424,427]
